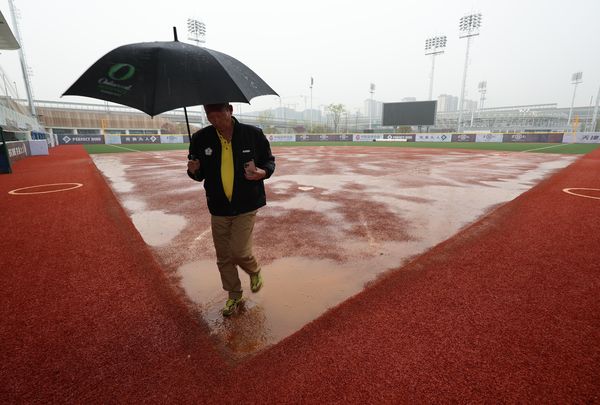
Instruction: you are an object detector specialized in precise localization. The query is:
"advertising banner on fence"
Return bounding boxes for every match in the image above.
[503,133,529,143]
[416,134,451,142]
[58,135,105,145]
[452,134,476,142]
[382,134,416,141]
[121,135,160,144]
[562,132,600,144]
[353,134,384,142]
[105,135,122,144]
[6,141,30,162]
[503,133,565,143]
[160,135,184,144]
[267,134,295,142]
[296,134,353,142]
[476,133,503,143]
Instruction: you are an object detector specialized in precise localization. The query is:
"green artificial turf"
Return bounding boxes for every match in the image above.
[84,141,600,155]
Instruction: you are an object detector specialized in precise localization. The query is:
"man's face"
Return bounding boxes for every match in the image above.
[204,103,233,130]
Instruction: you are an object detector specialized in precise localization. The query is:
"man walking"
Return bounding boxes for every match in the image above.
[187,103,275,316]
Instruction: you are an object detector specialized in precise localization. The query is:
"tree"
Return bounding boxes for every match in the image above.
[326,103,346,133]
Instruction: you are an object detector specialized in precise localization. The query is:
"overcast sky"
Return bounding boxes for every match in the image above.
[0,0,599,114]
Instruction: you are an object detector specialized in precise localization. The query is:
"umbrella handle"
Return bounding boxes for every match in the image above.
[184,106,192,142]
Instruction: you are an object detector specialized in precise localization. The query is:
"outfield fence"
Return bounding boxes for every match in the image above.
[5,131,600,165]
[51,131,600,146]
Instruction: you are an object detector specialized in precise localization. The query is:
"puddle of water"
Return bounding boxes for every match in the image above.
[130,210,187,246]
[122,199,147,211]
[92,156,134,193]
[178,256,390,357]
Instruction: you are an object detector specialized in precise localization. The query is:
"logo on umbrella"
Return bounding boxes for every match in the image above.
[108,63,136,81]
[98,63,135,97]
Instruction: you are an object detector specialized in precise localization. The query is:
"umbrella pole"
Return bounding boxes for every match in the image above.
[172,26,191,142]
[184,107,192,142]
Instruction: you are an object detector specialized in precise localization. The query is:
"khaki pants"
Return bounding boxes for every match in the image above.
[211,210,261,299]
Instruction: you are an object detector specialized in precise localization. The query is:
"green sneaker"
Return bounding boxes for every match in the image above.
[250,271,263,293]
[222,297,243,317]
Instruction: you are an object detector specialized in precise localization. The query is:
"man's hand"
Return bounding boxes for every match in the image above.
[245,166,266,181]
[187,159,200,173]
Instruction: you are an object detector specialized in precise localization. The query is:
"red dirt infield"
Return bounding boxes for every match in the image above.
[1,145,599,403]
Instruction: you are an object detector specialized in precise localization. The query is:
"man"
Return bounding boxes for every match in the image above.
[187,103,275,316]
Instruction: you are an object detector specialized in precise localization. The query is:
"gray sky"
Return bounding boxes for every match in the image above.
[0,0,599,114]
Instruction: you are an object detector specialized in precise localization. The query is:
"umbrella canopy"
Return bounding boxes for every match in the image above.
[63,41,278,116]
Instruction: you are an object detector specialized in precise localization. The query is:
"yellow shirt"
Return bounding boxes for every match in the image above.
[217,130,234,201]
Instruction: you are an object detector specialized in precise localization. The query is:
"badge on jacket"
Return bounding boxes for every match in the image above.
[205,147,213,156]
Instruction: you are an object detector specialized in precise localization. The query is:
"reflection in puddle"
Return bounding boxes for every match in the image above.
[178,256,391,358]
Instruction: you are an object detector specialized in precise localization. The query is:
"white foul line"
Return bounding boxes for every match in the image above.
[521,144,567,153]
[107,144,145,153]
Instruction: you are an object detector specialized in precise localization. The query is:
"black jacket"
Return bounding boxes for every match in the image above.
[187,117,275,216]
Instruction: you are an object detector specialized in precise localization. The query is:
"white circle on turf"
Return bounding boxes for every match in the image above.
[8,183,83,195]
[562,188,600,200]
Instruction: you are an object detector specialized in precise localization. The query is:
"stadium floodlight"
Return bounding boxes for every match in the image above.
[591,85,600,132]
[458,13,482,38]
[8,0,36,118]
[369,83,376,130]
[567,72,583,129]
[309,77,314,132]
[425,35,447,100]
[457,12,482,131]
[187,18,206,46]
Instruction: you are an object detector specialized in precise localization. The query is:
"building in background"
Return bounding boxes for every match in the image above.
[437,94,459,112]
[437,94,478,112]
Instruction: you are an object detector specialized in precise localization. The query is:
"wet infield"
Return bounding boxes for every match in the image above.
[92,146,575,359]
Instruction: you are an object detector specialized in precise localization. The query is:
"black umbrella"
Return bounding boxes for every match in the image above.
[63,28,278,140]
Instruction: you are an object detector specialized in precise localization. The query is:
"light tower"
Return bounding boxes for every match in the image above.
[457,12,482,132]
[8,0,36,117]
[310,77,314,132]
[424,35,447,101]
[567,71,582,129]
[187,18,206,46]
[478,81,487,109]
[591,85,600,132]
[369,83,376,130]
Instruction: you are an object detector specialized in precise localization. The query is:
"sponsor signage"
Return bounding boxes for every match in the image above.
[121,135,160,144]
[503,133,529,143]
[161,135,184,144]
[416,134,451,142]
[452,134,476,142]
[58,135,105,145]
[382,134,416,141]
[295,134,352,142]
[353,134,384,142]
[503,133,564,143]
[475,133,503,143]
[267,134,296,142]
[6,141,30,162]
[562,132,600,144]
